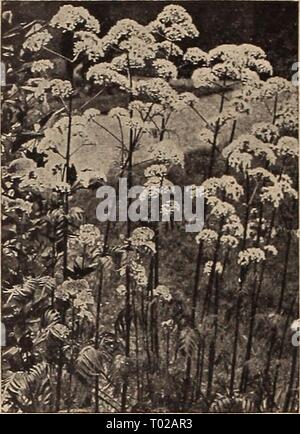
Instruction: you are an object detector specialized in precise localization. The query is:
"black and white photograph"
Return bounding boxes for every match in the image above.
[1,0,299,414]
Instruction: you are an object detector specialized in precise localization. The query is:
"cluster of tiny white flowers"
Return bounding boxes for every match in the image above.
[274,136,298,157]
[261,77,293,98]
[207,196,235,218]
[129,227,155,252]
[50,79,73,98]
[252,122,279,143]
[148,5,199,42]
[238,248,266,266]
[203,261,223,275]
[149,139,184,168]
[192,67,217,89]
[278,174,298,199]
[260,174,297,208]
[33,79,73,99]
[222,214,244,238]
[202,175,244,201]
[223,134,276,168]
[74,31,104,61]
[207,44,272,81]
[195,229,218,245]
[220,234,239,248]
[31,59,54,74]
[144,164,168,179]
[87,63,129,89]
[153,59,178,80]
[153,284,172,302]
[135,78,179,110]
[50,5,100,33]
[275,102,298,136]
[183,47,208,65]
[102,19,154,51]
[23,29,52,52]
[154,41,183,58]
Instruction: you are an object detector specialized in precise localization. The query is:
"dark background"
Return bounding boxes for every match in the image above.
[3,1,299,77]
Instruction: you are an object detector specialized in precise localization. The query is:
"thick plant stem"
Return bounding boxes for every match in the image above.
[55,88,73,413]
[229,174,250,394]
[206,274,220,400]
[207,82,226,178]
[121,59,134,411]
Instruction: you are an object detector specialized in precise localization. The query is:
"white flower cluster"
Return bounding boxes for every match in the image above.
[153,59,178,80]
[223,134,276,171]
[203,261,223,275]
[191,43,272,89]
[192,67,217,89]
[202,175,244,201]
[251,122,279,143]
[275,102,298,136]
[220,234,239,248]
[207,196,235,218]
[195,228,218,245]
[149,139,184,168]
[208,43,272,80]
[261,77,293,98]
[274,136,298,157]
[183,47,208,65]
[50,5,100,33]
[129,227,155,253]
[31,59,54,74]
[141,176,174,200]
[154,41,183,58]
[260,174,297,208]
[134,78,180,110]
[148,5,199,42]
[74,31,104,61]
[23,29,52,52]
[144,164,168,179]
[238,248,266,266]
[102,19,154,50]
[87,63,129,89]
[153,284,172,302]
[222,214,244,238]
[51,79,73,98]
[34,78,73,99]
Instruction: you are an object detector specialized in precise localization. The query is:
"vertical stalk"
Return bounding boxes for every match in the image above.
[55,81,73,413]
